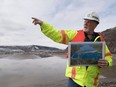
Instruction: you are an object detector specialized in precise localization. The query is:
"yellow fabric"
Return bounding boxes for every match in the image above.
[41,22,77,45]
[105,45,112,67]
[40,22,112,87]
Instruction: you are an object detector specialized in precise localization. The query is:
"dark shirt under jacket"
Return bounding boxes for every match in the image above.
[84,32,100,70]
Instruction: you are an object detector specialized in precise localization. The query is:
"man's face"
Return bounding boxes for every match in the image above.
[83,19,98,33]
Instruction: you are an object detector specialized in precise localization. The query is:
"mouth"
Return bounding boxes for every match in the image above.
[84,26,87,28]
[84,26,88,29]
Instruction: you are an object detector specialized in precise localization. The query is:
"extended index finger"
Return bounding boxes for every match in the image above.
[32,17,38,20]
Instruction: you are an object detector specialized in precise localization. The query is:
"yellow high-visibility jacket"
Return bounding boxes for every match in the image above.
[40,22,112,87]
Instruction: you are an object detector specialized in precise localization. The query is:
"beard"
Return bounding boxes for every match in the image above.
[83,28,94,35]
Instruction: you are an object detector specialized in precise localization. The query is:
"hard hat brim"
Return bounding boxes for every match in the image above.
[83,17,99,23]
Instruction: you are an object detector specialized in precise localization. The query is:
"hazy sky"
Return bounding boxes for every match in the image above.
[0,0,116,49]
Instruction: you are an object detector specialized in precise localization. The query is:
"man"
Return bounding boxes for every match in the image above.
[32,12,112,87]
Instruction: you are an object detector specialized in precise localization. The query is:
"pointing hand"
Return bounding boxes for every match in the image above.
[32,17,43,26]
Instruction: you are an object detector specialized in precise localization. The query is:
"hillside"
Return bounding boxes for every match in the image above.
[0,45,64,58]
[101,27,116,53]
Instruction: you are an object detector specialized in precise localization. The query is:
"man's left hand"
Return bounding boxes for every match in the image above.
[98,59,109,68]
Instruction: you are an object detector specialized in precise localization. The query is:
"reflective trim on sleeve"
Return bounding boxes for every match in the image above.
[94,73,99,86]
[71,67,76,79]
[61,30,66,44]
[105,52,112,57]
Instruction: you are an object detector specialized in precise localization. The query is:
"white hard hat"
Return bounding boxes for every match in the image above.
[83,12,99,23]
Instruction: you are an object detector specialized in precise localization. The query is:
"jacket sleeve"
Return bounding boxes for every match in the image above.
[40,22,77,45]
[105,45,113,67]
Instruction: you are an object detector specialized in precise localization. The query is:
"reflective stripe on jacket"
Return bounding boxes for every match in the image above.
[40,22,112,87]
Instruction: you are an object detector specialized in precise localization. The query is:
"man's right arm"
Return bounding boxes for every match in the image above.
[40,21,64,43]
[32,17,77,45]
